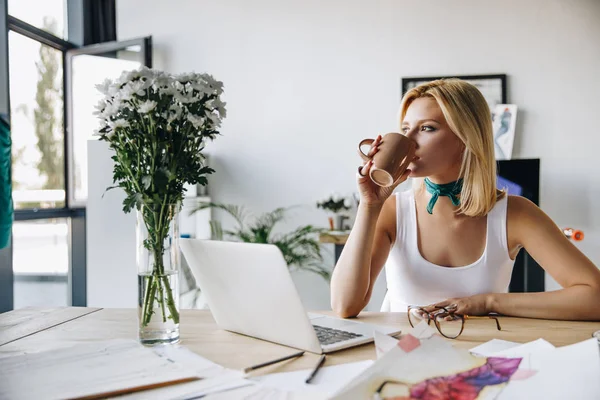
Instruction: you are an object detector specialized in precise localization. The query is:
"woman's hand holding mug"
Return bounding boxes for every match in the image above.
[357,132,417,208]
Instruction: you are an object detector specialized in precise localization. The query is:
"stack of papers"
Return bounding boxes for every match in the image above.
[329,322,600,400]
[469,337,600,399]
[0,339,201,400]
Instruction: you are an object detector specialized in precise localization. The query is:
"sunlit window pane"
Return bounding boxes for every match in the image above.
[9,31,65,209]
[12,219,69,309]
[71,49,142,204]
[8,0,66,39]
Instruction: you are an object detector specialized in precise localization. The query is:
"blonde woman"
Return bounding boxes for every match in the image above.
[330,79,600,321]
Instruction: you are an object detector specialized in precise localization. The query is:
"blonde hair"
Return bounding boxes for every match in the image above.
[400,78,505,217]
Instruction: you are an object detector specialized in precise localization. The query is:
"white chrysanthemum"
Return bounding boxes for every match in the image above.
[187,114,205,129]
[206,98,227,118]
[138,100,157,114]
[190,80,209,93]
[108,119,130,130]
[117,69,142,85]
[95,79,112,95]
[173,81,185,92]
[174,91,196,104]
[202,74,224,95]
[140,76,154,90]
[121,81,145,98]
[92,100,107,116]
[99,101,120,119]
[205,110,221,128]
[138,66,156,80]
[176,73,195,83]
[167,104,184,124]
[154,75,171,89]
[157,84,176,97]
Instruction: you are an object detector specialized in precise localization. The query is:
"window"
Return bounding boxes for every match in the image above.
[8,0,66,39]
[9,31,65,209]
[4,6,83,310]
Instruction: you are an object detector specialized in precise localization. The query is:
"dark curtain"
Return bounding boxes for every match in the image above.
[82,0,116,45]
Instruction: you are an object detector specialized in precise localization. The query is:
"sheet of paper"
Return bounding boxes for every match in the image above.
[205,384,320,400]
[487,338,556,358]
[120,345,253,400]
[153,344,243,379]
[498,338,600,399]
[374,330,399,358]
[469,339,522,356]
[0,339,200,400]
[252,360,373,396]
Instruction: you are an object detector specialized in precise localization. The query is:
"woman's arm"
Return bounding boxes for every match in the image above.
[434,196,600,320]
[330,195,396,318]
[489,196,600,320]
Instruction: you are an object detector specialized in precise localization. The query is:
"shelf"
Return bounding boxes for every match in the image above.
[319,232,350,245]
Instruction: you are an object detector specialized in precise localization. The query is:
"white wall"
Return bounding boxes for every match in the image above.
[116,0,600,307]
[87,140,137,308]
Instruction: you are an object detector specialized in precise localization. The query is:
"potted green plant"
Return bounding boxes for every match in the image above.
[191,203,330,281]
[316,193,352,231]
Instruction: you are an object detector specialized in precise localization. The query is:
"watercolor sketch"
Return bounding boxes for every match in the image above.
[376,357,522,400]
[491,104,518,160]
[332,329,524,400]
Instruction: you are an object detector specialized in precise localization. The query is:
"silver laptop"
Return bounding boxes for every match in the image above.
[179,239,401,354]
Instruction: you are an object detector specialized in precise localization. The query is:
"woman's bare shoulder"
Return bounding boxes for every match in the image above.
[506,194,538,216]
[506,195,554,243]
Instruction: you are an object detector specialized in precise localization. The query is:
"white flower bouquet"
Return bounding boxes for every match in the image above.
[94,67,226,343]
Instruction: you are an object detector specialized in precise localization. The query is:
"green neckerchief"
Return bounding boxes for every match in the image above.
[424,177,463,215]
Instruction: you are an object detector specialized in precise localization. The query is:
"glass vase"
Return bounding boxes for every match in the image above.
[137,203,181,345]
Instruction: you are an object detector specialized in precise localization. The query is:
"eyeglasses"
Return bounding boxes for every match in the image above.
[407,305,501,339]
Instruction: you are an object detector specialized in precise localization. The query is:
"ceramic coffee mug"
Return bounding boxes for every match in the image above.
[358,132,417,187]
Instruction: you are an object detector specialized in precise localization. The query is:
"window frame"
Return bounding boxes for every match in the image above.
[1,4,87,311]
[65,36,152,208]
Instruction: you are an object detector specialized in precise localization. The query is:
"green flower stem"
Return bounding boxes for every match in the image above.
[140,202,180,328]
[161,274,180,324]
[141,270,180,326]
[142,277,157,325]
[157,276,167,323]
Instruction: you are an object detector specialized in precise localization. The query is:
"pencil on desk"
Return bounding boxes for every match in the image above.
[305,354,326,384]
[242,351,305,374]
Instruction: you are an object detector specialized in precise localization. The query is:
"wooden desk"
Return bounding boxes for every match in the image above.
[1,307,599,378]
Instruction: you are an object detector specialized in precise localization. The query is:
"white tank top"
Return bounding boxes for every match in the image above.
[380,189,515,312]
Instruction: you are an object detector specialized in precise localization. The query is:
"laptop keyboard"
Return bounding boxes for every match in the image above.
[313,324,364,346]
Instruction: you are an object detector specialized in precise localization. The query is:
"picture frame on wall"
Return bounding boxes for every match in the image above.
[492,104,518,160]
[401,74,507,111]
